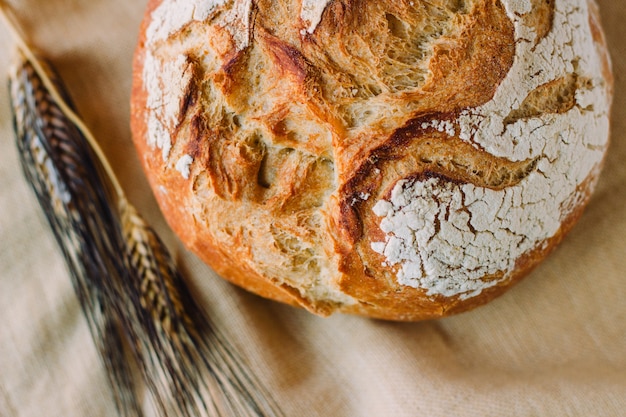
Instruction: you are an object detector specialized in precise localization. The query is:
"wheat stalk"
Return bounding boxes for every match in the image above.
[2,3,281,416]
[10,51,143,417]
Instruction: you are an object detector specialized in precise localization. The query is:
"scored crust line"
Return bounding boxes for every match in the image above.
[370,0,610,299]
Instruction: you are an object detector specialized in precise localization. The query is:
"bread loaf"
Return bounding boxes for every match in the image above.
[131,0,613,320]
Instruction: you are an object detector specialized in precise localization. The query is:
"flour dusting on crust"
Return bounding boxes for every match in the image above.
[143,0,253,163]
[176,154,194,179]
[146,0,228,43]
[301,0,333,34]
[371,0,610,299]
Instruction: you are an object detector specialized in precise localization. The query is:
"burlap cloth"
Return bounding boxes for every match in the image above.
[0,1,624,416]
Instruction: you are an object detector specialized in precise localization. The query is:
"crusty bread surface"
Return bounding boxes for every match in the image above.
[131,0,613,320]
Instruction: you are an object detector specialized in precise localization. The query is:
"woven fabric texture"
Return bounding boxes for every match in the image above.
[0,1,624,416]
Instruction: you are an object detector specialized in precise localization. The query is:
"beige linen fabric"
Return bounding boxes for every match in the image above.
[0,1,624,416]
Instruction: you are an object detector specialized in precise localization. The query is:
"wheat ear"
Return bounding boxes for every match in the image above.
[2,3,282,416]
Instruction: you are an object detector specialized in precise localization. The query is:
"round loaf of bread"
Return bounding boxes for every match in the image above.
[131,0,613,320]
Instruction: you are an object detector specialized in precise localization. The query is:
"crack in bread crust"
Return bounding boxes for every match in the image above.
[333,0,611,312]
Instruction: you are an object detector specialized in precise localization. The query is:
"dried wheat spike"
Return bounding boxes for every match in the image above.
[8,50,282,417]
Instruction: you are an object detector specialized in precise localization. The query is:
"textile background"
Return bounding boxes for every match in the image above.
[0,1,624,415]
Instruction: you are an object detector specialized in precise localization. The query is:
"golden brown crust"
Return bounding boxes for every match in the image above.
[131,0,613,321]
[131,0,305,311]
[338,172,600,321]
